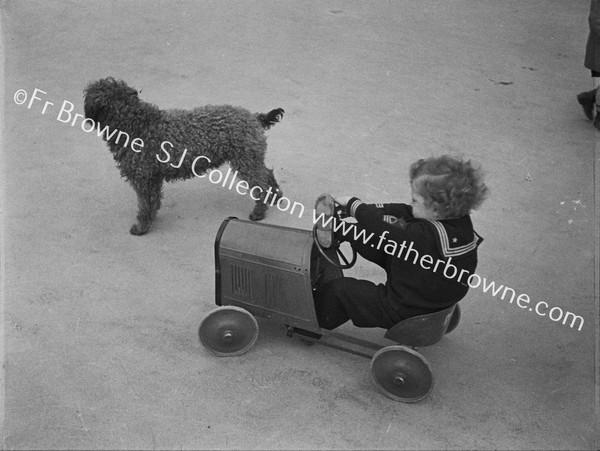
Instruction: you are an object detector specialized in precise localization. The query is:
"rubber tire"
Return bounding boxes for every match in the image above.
[199,306,259,357]
[370,345,433,403]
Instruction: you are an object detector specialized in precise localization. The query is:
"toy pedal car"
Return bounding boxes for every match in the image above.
[199,209,461,403]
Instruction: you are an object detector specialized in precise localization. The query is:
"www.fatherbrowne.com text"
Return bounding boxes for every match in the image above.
[312,207,585,332]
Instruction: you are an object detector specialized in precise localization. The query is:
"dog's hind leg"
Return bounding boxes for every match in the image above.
[129,177,161,235]
[150,178,164,218]
[266,167,281,196]
[249,198,268,221]
[237,165,281,221]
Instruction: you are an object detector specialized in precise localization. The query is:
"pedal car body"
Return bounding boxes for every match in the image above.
[214,216,326,335]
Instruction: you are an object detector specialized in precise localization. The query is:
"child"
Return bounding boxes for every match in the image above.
[313,155,489,330]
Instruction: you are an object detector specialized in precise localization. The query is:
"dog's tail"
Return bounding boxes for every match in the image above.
[257,108,284,130]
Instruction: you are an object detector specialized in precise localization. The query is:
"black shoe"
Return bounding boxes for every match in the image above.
[577,89,597,120]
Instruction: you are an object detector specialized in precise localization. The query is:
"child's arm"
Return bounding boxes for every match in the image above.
[347,197,404,237]
[334,196,413,220]
[381,203,413,219]
[333,197,410,237]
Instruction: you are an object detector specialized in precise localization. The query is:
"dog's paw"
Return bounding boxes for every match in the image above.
[249,211,265,221]
[130,223,149,235]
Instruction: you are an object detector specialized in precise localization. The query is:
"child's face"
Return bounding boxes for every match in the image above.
[411,184,437,219]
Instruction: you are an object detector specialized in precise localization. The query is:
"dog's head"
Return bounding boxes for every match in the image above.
[83,77,141,126]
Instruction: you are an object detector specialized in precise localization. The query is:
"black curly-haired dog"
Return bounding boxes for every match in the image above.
[84,77,284,235]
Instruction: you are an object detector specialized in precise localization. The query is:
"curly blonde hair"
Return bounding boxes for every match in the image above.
[409,155,489,219]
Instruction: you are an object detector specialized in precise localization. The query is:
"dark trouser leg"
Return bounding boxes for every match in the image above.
[313,277,397,330]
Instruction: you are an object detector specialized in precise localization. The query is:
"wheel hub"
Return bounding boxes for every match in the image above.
[393,374,406,386]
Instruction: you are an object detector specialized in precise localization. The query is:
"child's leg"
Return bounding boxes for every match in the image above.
[313,277,398,330]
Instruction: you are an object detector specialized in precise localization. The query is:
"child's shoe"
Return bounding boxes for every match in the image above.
[577,89,597,120]
[314,194,336,248]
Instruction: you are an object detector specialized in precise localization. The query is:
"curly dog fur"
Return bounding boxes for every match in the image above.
[84,77,284,235]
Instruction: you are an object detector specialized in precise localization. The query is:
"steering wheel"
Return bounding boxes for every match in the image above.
[312,205,357,270]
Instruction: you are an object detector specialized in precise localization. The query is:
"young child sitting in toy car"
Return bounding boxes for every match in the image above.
[313,155,489,330]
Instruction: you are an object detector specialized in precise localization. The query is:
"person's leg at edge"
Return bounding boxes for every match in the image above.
[593,70,600,89]
[594,71,600,129]
[578,70,600,121]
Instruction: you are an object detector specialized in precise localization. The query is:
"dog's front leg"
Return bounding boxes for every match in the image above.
[129,178,156,235]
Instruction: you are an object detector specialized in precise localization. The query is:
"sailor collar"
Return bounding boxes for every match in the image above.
[421,217,483,259]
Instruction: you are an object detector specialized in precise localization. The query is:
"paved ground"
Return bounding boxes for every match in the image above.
[1,1,598,449]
